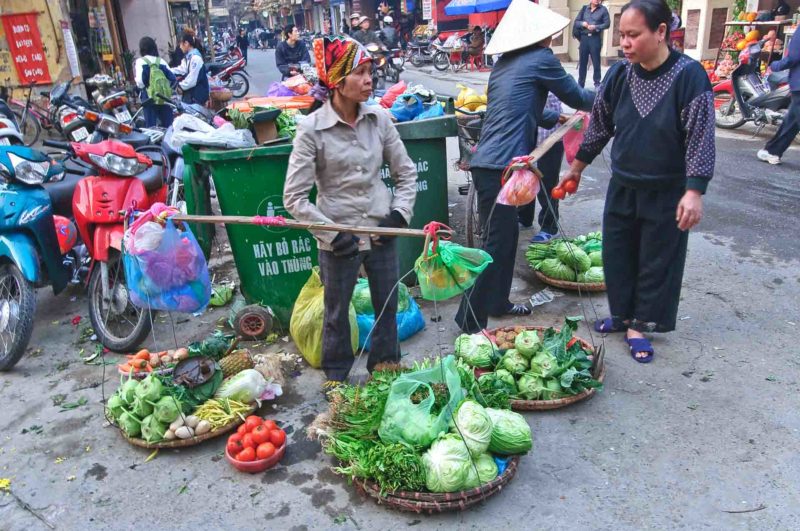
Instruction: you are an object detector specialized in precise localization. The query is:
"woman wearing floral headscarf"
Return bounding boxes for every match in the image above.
[283,37,418,391]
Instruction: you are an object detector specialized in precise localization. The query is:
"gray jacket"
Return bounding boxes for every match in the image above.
[283,101,417,251]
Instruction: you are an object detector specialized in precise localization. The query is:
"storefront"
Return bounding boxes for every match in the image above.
[67,0,125,80]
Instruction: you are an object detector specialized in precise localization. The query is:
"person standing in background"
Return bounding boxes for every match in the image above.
[574,0,610,87]
[237,28,249,64]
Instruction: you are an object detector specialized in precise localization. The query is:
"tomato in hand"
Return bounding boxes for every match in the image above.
[242,433,256,449]
[551,186,566,200]
[256,442,276,460]
[251,425,270,445]
[245,415,263,432]
[262,420,278,431]
[237,447,256,462]
[269,429,286,447]
[563,179,578,194]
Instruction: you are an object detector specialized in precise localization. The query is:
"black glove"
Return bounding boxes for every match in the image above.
[376,210,407,244]
[331,232,360,258]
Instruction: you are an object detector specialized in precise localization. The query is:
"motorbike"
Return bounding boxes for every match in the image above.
[0,98,25,146]
[48,81,96,143]
[714,42,791,131]
[43,138,167,352]
[206,53,250,99]
[408,36,441,68]
[87,74,133,124]
[366,42,401,90]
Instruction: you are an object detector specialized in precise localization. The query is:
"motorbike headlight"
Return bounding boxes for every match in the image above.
[7,152,50,185]
[88,153,146,176]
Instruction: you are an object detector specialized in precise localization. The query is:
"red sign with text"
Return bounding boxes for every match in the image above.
[1,13,52,85]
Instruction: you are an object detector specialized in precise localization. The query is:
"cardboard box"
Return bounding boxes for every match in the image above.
[252,119,278,144]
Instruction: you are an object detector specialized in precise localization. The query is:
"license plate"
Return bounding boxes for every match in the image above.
[72,127,89,142]
[115,109,132,122]
[0,138,9,146]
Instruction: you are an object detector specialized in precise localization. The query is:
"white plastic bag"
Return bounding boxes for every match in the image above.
[128,221,164,253]
[214,369,268,404]
[170,114,256,150]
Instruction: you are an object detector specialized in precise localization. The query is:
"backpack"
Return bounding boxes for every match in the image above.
[144,57,172,105]
[572,6,587,40]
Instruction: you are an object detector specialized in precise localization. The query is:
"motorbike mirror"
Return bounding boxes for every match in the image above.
[49,82,69,105]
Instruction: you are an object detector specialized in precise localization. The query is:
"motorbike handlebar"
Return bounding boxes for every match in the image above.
[42,139,73,151]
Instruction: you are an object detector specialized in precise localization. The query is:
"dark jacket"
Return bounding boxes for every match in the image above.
[470,45,595,170]
[352,29,379,45]
[275,40,311,78]
[381,27,398,48]
[769,27,800,92]
[236,34,249,50]
[574,4,610,38]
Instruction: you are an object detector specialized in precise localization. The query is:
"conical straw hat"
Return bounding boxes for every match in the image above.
[485,0,571,55]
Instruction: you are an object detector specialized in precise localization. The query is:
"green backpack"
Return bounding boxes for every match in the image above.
[144,57,172,105]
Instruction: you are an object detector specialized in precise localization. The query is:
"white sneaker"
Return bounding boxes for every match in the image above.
[757,149,781,165]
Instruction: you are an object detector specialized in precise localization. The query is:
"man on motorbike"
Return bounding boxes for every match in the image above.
[380,16,398,49]
[276,24,312,79]
[353,17,378,45]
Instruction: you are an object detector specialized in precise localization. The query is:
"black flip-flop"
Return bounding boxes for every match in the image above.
[625,337,654,364]
[594,317,628,334]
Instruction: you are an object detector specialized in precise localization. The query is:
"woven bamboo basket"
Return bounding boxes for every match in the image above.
[354,456,520,513]
[534,270,606,292]
[486,326,605,411]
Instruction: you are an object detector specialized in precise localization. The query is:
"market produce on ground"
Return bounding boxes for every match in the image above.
[526,232,605,284]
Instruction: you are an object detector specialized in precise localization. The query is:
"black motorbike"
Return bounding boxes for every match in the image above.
[366,42,401,90]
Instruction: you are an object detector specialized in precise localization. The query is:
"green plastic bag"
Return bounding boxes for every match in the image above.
[352,278,411,315]
[290,267,358,369]
[415,241,493,301]
[378,355,465,448]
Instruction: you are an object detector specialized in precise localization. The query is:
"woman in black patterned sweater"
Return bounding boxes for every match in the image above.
[559,0,715,363]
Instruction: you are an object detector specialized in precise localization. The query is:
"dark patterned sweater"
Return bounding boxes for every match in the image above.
[576,50,715,193]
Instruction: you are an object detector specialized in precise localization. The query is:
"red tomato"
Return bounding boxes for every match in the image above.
[251,425,270,445]
[256,442,276,460]
[242,433,256,449]
[262,420,277,431]
[551,186,566,200]
[244,416,263,432]
[236,423,248,435]
[226,433,244,455]
[236,447,256,462]
[563,179,578,194]
[269,429,286,447]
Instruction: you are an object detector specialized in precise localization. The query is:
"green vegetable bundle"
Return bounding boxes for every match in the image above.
[526,233,605,284]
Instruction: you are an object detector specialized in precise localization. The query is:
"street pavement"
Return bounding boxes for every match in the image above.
[0,48,798,530]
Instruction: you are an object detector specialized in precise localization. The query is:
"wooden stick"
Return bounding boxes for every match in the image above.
[172,214,439,238]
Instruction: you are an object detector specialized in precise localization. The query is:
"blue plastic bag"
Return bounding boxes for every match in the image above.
[389,93,424,122]
[414,102,444,121]
[124,219,211,312]
[356,297,425,351]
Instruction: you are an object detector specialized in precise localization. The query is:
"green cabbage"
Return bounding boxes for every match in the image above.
[556,242,591,273]
[131,395,154,418]
[581,240,603,254]
[499,349,529,375]
[140,415,167,444]
[106,394,126,421]
[451,400,493,456]
[352,278,410,315]
[537,258,577,281]
[516,373,547,400]
[586,231,602,241]
[577,266,605,283]
[422,434,472,492]
[134,374,163,403]
[454,333,495,368]
[474,452,499,483]
[118,410,141,437]
[485,408,533,455]
[526,243,555,262]
[588,251,603,267]
[152,396,181,424]
[530,351,558,378]
[514,330,541,358]
[541,378,565,400]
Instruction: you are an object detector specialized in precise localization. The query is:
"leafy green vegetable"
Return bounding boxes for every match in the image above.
[514,330,541,359]
[525,243,555,262]
[140,415,167,444]
[485,408,533,455]
[422,434,472,492]
[227,108,253,130]
[334,441,426,495]
[577,266,605,283]
[516,373,547,400]
[451,401,493,456]
[188,331,236,360]
[454,333,496,368]
[476,372,513,409]
[588,251,603,267]
[276,109,298,138]
[499,349,529,375]
[152,396,181,424]
[555,241,591,273]
[536,258,577,281]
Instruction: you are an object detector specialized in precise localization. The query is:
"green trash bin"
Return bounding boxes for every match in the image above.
[184,115,457,327]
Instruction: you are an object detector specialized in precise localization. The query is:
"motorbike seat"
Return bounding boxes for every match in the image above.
[134,147,165,193]
[44,170,85,218]
[116,131,152,149]
[206,61,231,76]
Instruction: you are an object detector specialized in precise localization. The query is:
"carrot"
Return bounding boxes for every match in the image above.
[130,359,148,369]
[144,365,153,372]
[118,363,132,372]
[133,349,150,361]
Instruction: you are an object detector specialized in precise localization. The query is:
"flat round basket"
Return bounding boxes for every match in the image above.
[354,456,520,513]
[487,326,606,412]
[115,404,256,449]
[118,366,175,380]
[534,270,606,292]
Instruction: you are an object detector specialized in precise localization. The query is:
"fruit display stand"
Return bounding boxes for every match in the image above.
[710,20,792,81]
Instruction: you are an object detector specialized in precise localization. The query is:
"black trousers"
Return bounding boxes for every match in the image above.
[765,90,800,157]
[517,140,564,234]
[318,241,400,381]
[603,180,688,333]
[578,35,602,87]
[456,168,519,332]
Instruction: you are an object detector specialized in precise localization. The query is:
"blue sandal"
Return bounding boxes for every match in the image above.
[530,231,556,243]
[625,337,654,364]
[594,317,628,333]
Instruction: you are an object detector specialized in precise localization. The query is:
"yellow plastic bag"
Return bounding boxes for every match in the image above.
[290,267,358,369]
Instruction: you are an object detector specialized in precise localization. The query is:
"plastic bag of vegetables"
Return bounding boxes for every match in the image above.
[416,241,493,301]
[378,355,464,448]
[454,333,496,368]
[215,369,267,404]
[422,434,473,492]
[535,258,577,281]
[352,278,411,315]
[496,165,540,207]
[485,408,533,455]
[450,400,493,456]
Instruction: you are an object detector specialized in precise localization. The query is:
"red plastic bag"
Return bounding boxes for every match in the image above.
[380,81,407,108]
[496,156,540,206]
[284,74,312,95]
[563,112,590,165]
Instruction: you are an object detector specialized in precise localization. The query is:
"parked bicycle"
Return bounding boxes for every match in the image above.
[454,107,486,248]
[2,83,58,146]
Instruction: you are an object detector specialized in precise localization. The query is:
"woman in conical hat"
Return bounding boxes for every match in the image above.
[455,0,596,333]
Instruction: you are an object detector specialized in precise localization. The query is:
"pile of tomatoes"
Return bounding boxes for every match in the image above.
[226,416,286,462]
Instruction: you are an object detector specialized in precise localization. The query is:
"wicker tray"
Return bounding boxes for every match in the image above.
[534,270,606,292]
[115,404,256,449]
[354,456,520,513]
[487,326,606,411]
[118,366,175,380]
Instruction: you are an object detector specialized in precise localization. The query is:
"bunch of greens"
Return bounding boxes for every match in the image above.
[276,109,298,138]
[227,108,253,130]
[187,331,235,360]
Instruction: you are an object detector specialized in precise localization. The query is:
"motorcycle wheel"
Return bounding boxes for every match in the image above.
[714,92,746,129]
[433,51,450,71]
[465,180,482,249]
[226,72,250,99]
[0,264,36,371]
[88,253,153,353]
[410,52,423,68]
[387,65,400,84]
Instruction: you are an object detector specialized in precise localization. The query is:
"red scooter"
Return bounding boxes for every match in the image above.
[44,138,168,351]
[207,53,250,99]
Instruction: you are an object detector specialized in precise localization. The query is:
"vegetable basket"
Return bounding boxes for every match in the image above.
[113,404,256,449]
[533,270,606,292]
[487,326,606,411]
[354,456,520,513]
[118,366,175,380]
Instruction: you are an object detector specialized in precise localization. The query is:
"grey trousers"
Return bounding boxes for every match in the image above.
[318,240,400,381]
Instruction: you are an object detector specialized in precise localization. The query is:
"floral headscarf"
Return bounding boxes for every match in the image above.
[312,36,371,90]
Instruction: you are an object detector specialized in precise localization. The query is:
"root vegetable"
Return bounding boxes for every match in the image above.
[160,355,171,365]
[133,349,150,361]
[175,426,195,439]
[149,353,161,367]
[185,415,200,429]
[169,416,185,431]
[195,420,212,435]
[163,429,177,440]
[174,348,189,361]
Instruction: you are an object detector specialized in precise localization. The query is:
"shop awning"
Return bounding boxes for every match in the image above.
[476,0,511,12]
[444,0,477,16]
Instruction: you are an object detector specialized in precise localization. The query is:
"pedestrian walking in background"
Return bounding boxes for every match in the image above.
[455,0,595,333]
[237,28,249,64]
[757,16,800,165]
[561,0,715,363]
[517,92,566,242]
[574,0,610,87]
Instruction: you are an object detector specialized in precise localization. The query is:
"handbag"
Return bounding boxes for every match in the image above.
[572,6,587,40]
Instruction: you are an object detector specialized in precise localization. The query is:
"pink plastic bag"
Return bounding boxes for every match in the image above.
[496,156,540,206]
[563,112,591,165]
[380,81,407,108]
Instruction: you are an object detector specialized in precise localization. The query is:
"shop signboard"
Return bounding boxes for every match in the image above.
[1,12,51,85]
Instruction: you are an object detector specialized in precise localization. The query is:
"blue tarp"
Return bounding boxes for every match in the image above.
[444,0,477,16]
[475,0,511,12]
